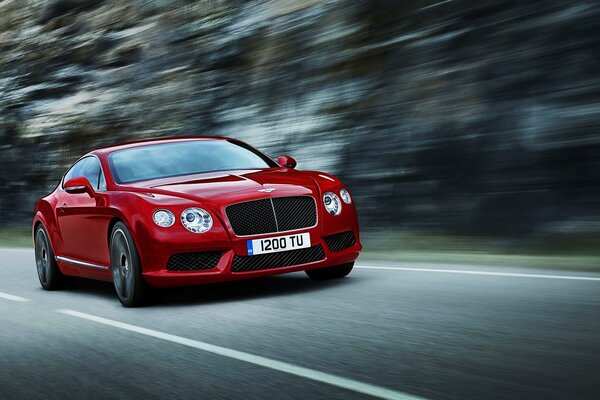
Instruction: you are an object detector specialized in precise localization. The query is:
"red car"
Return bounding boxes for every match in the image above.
[33,137,361,306]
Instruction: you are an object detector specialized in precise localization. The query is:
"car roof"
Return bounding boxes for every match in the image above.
[90,136,234,157]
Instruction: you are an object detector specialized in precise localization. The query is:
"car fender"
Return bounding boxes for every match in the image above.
[33,198,62,253]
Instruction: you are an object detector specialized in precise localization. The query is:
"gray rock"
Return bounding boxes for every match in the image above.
[0,0,598,240]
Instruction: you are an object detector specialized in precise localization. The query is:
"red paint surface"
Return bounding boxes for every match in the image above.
[33,137,361,287]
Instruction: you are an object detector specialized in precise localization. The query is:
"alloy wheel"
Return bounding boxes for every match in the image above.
[111,229,134,301]
[35,229,50,285]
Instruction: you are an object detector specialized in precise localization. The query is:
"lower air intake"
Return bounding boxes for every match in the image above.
[232,245,325,273]
[324,231,356,252]
[167,251,222,272]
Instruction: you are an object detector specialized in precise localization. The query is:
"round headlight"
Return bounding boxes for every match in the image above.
[181,207,213,233]
[323,192,342,216]
[339,188,352,204]
[153,209,175,227]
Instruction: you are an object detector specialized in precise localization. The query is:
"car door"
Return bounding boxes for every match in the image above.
[57,156,111,267]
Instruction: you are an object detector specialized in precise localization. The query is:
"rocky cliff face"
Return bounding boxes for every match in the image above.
[1,0,599,238]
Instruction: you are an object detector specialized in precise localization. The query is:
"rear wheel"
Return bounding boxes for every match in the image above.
[305,261,354,280]
[110,222,149,307]
[35,225,68,290]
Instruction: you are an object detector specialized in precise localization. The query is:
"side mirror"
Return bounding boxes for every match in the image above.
[277,155,297,169]
[64,177,94,196]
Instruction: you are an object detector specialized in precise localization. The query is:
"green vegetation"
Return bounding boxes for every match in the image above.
[0,228,32,248]
[361,250,600,271]
[362,231,600,254]
[361,232,600,271]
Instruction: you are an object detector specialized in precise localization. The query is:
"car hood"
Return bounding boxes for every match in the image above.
[127,168,320,207]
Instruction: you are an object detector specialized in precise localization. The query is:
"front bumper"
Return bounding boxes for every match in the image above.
[137,190,362,287]
[141,230,361,288]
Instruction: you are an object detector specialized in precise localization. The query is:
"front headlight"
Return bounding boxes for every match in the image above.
[153,209,175,227]
[181,207,213,233]
[339,188,352,204]
[323,192,342,216]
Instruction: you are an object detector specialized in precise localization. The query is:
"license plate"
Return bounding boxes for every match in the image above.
[247,232,310,256]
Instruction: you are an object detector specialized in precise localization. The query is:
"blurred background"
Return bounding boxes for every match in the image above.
[1,0,600,260]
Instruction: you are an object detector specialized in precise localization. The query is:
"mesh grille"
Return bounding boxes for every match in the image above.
[272,196,317,231]
[225,199,277,236]
[167,251,222,272]
[232,245,325,273]
[324,231,356,252]
[226,196,317,236]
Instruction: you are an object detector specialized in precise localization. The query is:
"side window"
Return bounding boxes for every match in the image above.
[98,169,107,191]
[62,158,87,188]
[80,158,101,189]
[63,165,76,184]
[63,157,106,191]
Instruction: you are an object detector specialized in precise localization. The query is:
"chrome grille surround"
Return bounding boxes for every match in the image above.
[226,196,317,237]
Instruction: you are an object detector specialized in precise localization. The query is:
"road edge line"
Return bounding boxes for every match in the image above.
[58,309,426,400]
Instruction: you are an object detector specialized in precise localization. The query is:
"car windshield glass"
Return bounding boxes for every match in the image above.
[108,140,277,184]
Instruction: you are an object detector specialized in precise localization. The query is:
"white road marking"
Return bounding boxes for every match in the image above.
[0,292,30,302]
[357,265,600,281]
[58,309,426,400]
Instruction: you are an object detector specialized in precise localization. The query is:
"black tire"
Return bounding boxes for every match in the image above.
[110,222,149,307]
[305,261,354,280]
[35,225,68,290]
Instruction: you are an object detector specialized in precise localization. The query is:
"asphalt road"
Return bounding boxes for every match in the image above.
[1,248,599,400]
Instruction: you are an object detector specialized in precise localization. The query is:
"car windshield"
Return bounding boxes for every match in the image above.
[108,140,277,184]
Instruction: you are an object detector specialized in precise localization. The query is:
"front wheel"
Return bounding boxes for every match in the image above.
[34,225,68,290]
[305,261,354,280]
[110,222,149,307]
